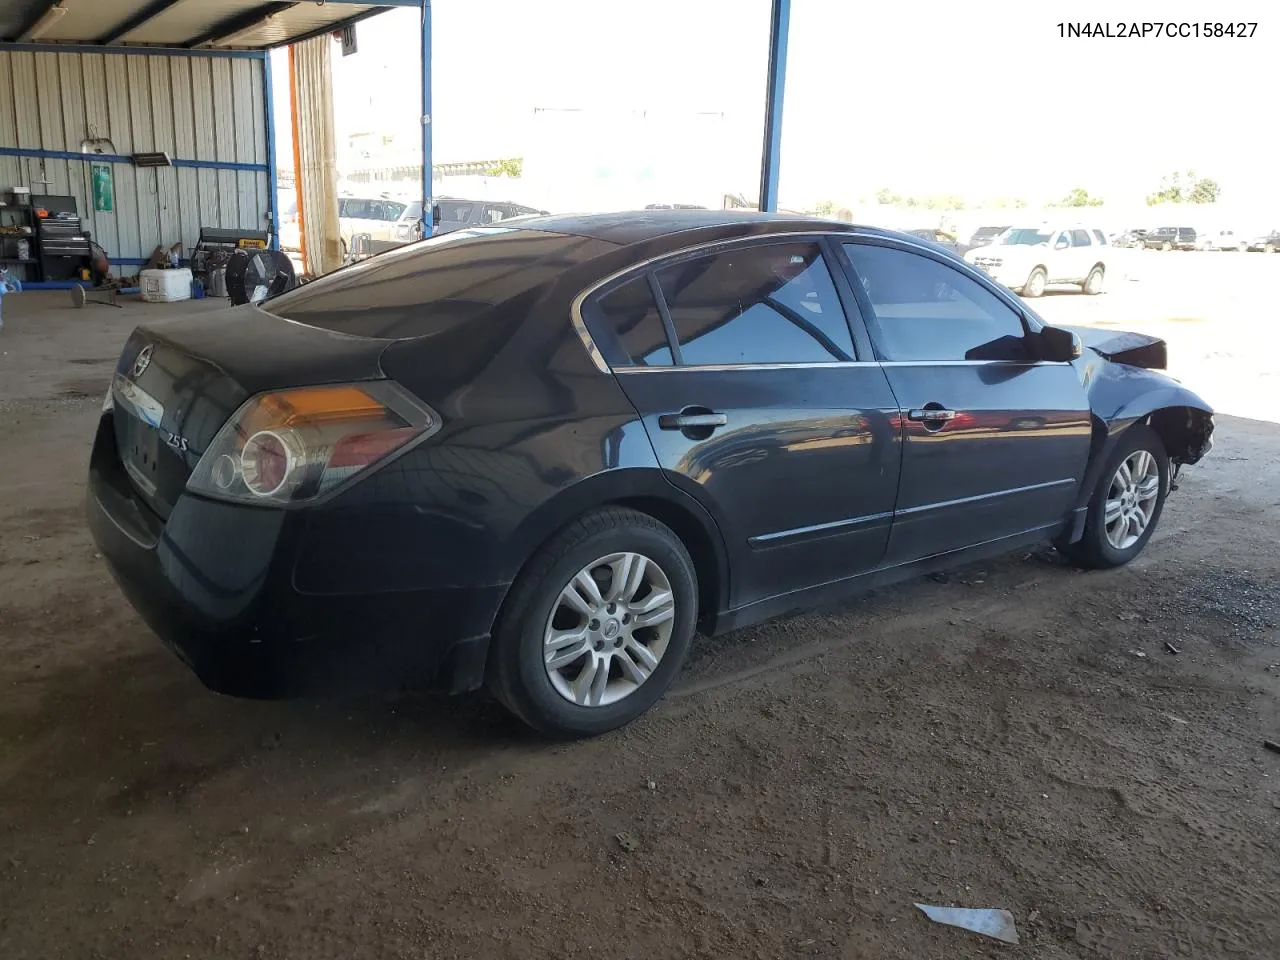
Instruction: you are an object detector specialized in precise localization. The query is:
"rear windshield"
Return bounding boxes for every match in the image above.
[436,200,478,222]
[262,227,610,339]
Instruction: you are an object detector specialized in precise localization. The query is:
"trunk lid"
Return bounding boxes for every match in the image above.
[110,304,391,519]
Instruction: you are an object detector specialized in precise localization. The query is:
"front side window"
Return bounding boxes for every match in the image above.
[841,243,1027,363]
[591,277,673,367]
[1070,229,1092,247]
[1092,229,1107,245]
[656,242,856,366]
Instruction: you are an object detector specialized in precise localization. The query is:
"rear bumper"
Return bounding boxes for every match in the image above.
[86,415,505,699]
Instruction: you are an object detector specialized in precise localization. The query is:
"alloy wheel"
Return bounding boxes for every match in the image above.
[1104,450,1160,550]
[542,552,676,707]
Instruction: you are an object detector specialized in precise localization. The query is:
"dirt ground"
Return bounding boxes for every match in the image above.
[2,253,1279,959]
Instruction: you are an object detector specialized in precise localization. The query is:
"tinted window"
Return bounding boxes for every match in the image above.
[264,228,611,338]
[436,201,477,222]
[591,278,673,367]
[1070,229,1092,247]
[1092,229,1107,245]
[656,242,855,366]
[842,243,1027,363]
[1001,229,1052,246]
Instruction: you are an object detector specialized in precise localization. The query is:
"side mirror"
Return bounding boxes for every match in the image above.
[1038,324,1082,362]
[1054,238,1069,250]
[432,205,442,226]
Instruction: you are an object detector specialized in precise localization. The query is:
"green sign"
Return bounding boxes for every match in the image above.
[91,163,113,213]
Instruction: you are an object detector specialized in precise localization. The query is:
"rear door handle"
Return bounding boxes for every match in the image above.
[658,412,728,430]
[908,408,956,423]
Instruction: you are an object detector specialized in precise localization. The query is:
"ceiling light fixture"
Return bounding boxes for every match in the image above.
[20,3,69,42]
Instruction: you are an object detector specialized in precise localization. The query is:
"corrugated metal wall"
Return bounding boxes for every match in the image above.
[0,49,270,262]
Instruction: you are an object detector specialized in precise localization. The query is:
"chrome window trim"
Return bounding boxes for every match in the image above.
[612,358,1069,374]
[570,229,892,374]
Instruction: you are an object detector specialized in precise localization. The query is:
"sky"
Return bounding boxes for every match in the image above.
[271,0,1279,211]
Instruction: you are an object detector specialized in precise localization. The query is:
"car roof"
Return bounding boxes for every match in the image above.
[505,209,863,246]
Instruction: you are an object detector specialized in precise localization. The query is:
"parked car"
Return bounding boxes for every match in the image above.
[967,225,1010,249]
[337,195,409,252]
[1110,229,1148,249]
[965,224,1109,297]
[1196,230,1247,252]
[1144,227,1197,251]
[904,228,970,257]
[1245,230,1280,253]
[87,212,1214,737]
[389,198,549,242]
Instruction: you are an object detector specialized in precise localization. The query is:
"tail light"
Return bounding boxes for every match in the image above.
[186,382,439,506]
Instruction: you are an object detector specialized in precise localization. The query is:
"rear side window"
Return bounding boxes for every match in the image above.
[842,243,1027,363]
[1070,229,1092,246]
[656,242,855,366]
[591,278,673,367]
[1092,229,1107,245]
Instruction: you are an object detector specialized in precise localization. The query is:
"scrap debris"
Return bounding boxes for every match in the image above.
[914,903,1019,945]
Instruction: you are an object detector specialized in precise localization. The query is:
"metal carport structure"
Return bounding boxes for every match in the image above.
[0,0,791,279]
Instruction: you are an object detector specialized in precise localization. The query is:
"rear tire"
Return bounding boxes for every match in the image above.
[1057,424,1169,569]
[487,508,698,738]
[1022,266,1047,298]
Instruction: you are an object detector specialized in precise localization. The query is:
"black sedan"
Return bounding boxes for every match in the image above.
[88,212,1215,737]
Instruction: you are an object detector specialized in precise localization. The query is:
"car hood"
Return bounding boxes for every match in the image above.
[1058,324,1167,370]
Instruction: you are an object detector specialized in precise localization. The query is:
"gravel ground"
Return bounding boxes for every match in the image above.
[1,253,1279,959]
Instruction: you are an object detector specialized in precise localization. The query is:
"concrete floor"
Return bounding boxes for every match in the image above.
[1,253,1278,959]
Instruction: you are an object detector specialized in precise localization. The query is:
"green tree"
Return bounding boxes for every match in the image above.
[813,199,836,215]
[1188,177,1220,203]
[1055,186,1104,207]
[485,157,524,178]
[1146,170,1220,206]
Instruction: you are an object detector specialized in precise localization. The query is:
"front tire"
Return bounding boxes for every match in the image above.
[487,508,698,738]
[1082,265,1104,295]
[1022,266,1048,298]
[1057,424,1169,569]
[1161,241,1173,251]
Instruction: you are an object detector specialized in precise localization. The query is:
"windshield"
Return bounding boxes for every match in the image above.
[260,227,611,338]
[1000,228,1053,246]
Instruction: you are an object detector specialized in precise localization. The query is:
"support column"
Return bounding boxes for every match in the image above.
[420,0,433,238]
[758,0,790,213]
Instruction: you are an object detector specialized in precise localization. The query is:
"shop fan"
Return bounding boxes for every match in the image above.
[225,248,297,306]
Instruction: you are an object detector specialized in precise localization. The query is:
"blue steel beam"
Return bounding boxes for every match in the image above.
[758,0,790,213]
[0,41,266,58]
[97,0,185,44]
[263,50,281,250]
[420,0,433,238]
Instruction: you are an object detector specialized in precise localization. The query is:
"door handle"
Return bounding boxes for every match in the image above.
[659,412,728,430]
[908,408,956,423]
